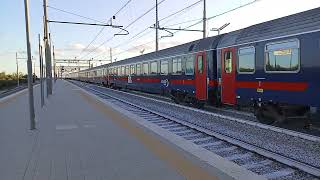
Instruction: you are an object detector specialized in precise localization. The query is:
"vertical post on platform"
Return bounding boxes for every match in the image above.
[110,48,112,63]
[53,45,56,83]
[16,52,19,87]
[23,0,36,130]
[43,0,53,95]
[155,0,159,52]
[33,56,35,82]
[39,34,45,107]
[203,0,206,38]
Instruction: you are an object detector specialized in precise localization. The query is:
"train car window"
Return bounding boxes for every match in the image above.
[143,63,149,75]
[197,55,204,74]
[160,60,169,75]
[121,66,125,76]
[185,55,194,75]
[150,61,158,75]
[136,64,141,75]
[125,65,130,75]
[265,39,300,73]
[172,58,182,74]
[114,68,116,75]
[238,46,255,73]
[224,51,232,73]
[130,65,135,75]
[118,67,121,76]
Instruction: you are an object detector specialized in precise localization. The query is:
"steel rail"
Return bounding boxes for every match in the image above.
[90,83,320,143]
[75,81,320,177]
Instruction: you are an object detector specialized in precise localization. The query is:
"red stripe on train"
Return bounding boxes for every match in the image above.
[112,77,218,87]
[170,79,194,85]
[237,81,308,91]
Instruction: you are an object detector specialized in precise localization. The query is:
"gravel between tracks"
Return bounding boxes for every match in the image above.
[86,83,320,169]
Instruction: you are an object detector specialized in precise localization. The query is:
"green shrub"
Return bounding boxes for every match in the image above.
[0,79,27,90]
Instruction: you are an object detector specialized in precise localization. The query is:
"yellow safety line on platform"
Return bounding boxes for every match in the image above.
[78,90,218,180]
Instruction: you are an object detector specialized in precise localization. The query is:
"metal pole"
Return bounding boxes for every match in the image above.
[39,34,44,107]
[60,65,62,78]
[53,45,56,83]
[155,0,159,51]
[16,52,19,86]
[76,57,79,71]
[110,48,112,63]
[43,0,52,95]
[49,32,54,84]
[203,0,206,38]
[41,46,45,106]
[23,0,36,130]
[33,57,35,82]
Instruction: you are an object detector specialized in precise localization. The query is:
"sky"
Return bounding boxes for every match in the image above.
[0,0,320,76]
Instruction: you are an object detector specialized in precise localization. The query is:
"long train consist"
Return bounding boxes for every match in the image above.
[67,7,320,125]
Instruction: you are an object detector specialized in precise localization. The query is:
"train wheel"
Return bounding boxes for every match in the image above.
[173,98,180,104]
[171,91,183,104]
[255,107,276,125]
[192,98,204,109]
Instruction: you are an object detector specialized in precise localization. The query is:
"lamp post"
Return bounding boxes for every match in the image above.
[23,0,36,130]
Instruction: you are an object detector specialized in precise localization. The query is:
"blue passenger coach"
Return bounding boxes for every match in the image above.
[68,7,320,125]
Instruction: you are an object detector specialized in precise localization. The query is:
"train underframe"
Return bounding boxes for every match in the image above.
[253,101,314,128]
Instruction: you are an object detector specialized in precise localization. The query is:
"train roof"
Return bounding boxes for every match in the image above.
[79,6,320,73]
[217,7,320,48]
[79,35,222,72]
[109,40,200,67]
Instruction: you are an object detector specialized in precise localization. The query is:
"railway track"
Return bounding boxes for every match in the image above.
[81,82,320,142]
[72,80,320,179]
[122,86,320,137]
[0,85,28,99]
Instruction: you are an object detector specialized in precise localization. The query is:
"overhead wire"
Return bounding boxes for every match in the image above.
[48,1,133,59]
[111,0,261,61]
[75,0,132,58]
[164,18,203,27]
[115,0,202,48]
[79,0,168,60]
[173,0,261,33]
[92,0,203,60]
[47,5,105,23]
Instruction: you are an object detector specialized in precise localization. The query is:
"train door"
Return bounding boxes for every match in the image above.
[195,52,207,100]
[221,48,236,105]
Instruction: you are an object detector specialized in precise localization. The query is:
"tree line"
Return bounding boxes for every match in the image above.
[0,72,27,81]
[0,72,37,90]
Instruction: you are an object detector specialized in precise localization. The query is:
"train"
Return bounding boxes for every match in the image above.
[67,7,320,125]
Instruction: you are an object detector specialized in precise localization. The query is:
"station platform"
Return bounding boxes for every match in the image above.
[0,80,227,180]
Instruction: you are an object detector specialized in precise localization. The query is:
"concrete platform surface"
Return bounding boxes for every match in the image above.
[0,80,223,180]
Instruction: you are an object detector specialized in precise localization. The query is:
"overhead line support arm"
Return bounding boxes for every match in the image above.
[47,20,123,28]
